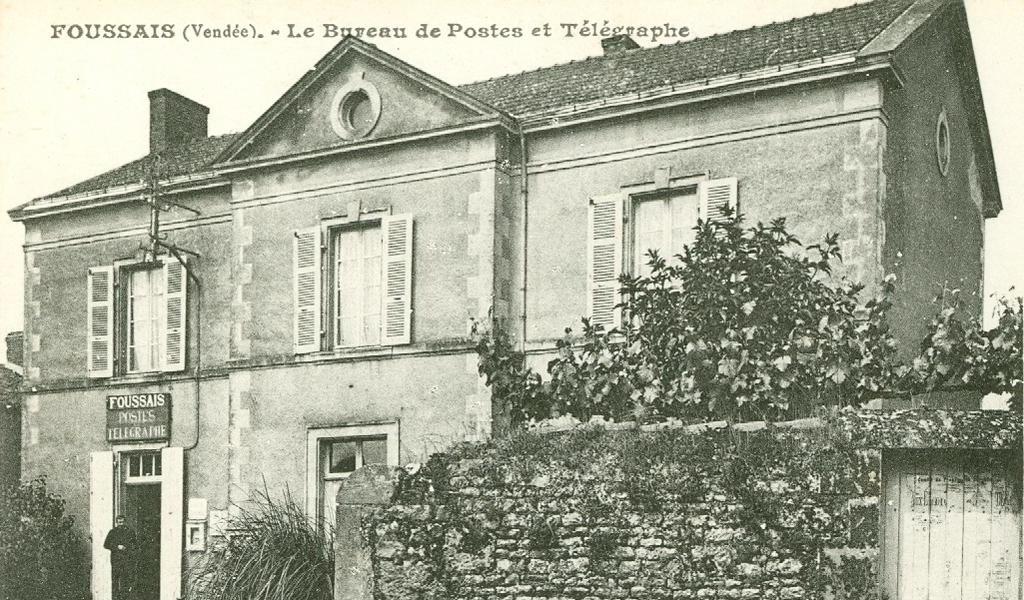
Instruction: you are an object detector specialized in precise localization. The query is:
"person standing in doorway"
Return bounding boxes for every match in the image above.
[104,515,138,600]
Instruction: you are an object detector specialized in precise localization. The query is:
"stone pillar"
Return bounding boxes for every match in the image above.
[335,465,400,600]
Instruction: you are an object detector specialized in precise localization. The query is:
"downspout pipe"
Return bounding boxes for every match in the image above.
[517,121,529,355]
[159,241,202,452]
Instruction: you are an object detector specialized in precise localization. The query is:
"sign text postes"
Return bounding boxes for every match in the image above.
[106,393,171,442]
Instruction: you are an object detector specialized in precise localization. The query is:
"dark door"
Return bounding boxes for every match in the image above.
[125,484,162,600]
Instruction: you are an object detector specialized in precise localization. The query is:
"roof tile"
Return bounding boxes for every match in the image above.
[38,133,237,200]
[33,0,913,202]
[459,0,913,114]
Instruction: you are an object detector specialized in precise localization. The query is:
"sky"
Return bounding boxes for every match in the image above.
[0,0,1021,344]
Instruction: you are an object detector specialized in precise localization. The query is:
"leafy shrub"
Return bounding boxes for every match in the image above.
[185,488,333,600]
[911,293,1022,411]
[478,212,1022,423]
[0,478,89,600]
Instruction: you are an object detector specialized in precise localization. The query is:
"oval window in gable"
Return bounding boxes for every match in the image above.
[330,72,381,141]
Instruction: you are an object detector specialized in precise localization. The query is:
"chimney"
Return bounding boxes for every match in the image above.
[601,34,640,55]
[148,89,209,154]
[5,332,23,367]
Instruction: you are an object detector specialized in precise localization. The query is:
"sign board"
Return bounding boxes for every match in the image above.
[105,393,171,442]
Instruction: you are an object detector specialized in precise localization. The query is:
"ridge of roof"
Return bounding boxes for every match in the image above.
[461,0,879,89]
[458,0,915,115]
[19,0,921,209]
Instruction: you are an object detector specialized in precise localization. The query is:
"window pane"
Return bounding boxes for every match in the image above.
[141,454,154,477]
[128,268,163,372]
[128,455,140,477]
[329,441,358,473]
[334,225,382,347]
[633,193,698,276]
[669,193,698,257]
[361,438,387,466]
[634,198,665,276]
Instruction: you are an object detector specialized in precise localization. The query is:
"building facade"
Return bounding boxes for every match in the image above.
[7,1,1005,599]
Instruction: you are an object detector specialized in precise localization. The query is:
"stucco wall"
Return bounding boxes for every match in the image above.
[521,79,887,343]
[20,378,230,537]
[229,130,500,360]
[883,12,987,353]
[24,219,234,383]
[226,351,480,506]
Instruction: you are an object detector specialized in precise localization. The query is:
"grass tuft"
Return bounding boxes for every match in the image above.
[185,486,333,600]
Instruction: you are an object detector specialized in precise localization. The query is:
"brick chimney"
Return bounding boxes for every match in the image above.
[148,89,209,154]
[601,34,640,55]
[5,332,23,367]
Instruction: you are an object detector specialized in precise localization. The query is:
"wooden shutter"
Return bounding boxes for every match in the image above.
[160,447,184,600]
[700,177,738,223]
[380,214,413,345]
[587,194,623,330]
[294,227,322,354]
[89,451,114,600]
[87,266,114,378]
[162,257,187,372]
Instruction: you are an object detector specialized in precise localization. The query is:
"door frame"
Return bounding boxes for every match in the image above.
[91,445,183,600]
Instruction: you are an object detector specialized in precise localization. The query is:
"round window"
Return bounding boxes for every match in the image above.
[342,90,374,132]
[329,73,381,141]
[935,110,951,176]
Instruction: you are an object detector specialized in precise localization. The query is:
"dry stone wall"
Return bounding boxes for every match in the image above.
[361,409,1020,600]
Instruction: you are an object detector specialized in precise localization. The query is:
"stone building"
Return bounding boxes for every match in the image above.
[6,1,1006,599]
[0,331,23,490]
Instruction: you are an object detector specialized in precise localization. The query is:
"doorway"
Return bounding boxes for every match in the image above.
[118,452,163,600]
[883,450,1022,599]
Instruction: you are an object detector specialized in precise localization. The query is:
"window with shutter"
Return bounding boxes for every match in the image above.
[293,227,322,354]
[587,194,623,330]
[380,214,413,345]
[88,258,192,377]
[318,214,414,351]
[87,266,115,378]
[699,177,738,223]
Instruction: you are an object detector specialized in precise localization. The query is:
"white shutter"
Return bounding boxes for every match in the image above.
[160,447,184,600]
[380,214,413,345]
[587,194,623,330]
[294,227,322,353]
[700,177,738,223]
[87,266,114,378]
[162,257,187,372]
[90,451,114,600]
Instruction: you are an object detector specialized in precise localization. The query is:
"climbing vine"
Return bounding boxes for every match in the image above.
[477,213,1022,424]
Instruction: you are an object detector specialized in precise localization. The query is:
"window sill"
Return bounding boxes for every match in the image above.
[225,337,477,371]
[104,370,183,385]
[296,337,476,363]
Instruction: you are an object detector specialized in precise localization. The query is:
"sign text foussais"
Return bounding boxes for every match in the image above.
[106,393,171,442]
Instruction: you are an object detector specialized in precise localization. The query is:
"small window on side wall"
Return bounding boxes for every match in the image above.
[936,109,951,176]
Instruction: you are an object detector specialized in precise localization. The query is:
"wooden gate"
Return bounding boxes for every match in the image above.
[883,451,1022,600]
